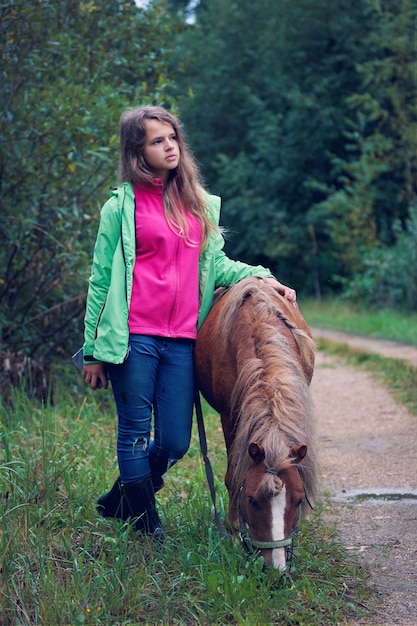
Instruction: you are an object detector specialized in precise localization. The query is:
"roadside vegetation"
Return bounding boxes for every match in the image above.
[1,370,370,625]
[302,298,417,416]
[301,298,417,416]
[3,303,416,623]
[316,338,417,417]
[301,297,417,346]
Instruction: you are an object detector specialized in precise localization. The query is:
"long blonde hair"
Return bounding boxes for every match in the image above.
[118,105,216,249]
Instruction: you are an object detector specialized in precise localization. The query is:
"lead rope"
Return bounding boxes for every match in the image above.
[194,386,229,539]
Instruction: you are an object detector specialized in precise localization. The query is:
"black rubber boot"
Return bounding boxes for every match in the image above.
[152,475,165,493]
[96,477,129,521]
[122,477,164,540]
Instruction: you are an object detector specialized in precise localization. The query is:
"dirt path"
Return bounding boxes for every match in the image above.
[310,329,417,625]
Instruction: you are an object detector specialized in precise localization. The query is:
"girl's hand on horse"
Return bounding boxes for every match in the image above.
[82,362,109,390]
[265,277,298,307]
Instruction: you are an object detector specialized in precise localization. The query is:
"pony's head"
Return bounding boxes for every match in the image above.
[238,441,308,571]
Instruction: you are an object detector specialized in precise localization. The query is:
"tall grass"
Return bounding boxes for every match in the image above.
[301,297,417,346]
[301,298,417,416]
[316,339,417,416]
[0,368,370,625]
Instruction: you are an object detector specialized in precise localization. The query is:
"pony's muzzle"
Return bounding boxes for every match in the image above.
[261,547,288,571]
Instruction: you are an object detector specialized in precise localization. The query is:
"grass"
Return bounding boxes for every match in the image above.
[315,338,417,416]
[3,300,416,624]
[300,297,417,346]
[300,296,417,416]
[1,369,371,625]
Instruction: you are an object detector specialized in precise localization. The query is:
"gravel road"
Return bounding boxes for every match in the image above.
[310,329,417,625]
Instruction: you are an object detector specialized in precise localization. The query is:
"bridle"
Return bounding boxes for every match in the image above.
[237,467,310,568]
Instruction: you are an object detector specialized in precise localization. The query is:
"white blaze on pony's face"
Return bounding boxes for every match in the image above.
[270,487,287,570]
[240,442,308,571]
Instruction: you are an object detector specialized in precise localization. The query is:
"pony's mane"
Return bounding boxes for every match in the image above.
[215,279,317,514]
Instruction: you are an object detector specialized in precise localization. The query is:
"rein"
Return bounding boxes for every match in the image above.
[194,386,229,538]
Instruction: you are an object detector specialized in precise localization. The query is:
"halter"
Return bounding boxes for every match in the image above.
[237,467,302,564]
[238,500,295,552]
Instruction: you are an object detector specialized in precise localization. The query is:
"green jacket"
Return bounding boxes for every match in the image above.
[83,182,272,364]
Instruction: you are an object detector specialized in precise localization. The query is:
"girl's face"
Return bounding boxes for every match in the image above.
[142,119,180,181]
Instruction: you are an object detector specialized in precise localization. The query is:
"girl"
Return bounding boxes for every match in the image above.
[82,105,296,538]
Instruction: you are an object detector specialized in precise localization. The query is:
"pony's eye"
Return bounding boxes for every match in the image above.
[248,496,257,508]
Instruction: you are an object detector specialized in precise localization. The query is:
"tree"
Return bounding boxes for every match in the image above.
[173,0,373,292]
[0,0,180,361]
[308,0,417,296]
[344,203,417,310]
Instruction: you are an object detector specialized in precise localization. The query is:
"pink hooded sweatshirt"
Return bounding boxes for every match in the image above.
[128,181,202,339]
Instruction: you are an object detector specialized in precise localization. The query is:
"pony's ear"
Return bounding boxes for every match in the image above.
[290,444,307,463]
[248,442,265,464]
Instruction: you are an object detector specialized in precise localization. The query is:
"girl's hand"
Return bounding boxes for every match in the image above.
[82,362,109,390]
[265,277,297,307]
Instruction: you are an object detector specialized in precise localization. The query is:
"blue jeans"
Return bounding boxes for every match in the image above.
[107,335,195,485]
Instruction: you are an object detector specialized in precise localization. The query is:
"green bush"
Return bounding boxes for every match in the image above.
[344,204,417,310]
[0,0,180,363]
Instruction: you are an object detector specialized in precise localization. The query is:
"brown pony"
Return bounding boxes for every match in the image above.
[195,277,317,570]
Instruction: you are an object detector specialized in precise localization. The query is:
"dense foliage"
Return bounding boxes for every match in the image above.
[1,0,416,365]
[175,0,416,298]
[0,0,182,360]
[308,0,417,295]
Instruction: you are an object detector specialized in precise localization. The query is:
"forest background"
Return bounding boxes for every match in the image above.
[1,0,416,366]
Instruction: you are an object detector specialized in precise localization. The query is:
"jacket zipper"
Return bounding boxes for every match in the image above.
[167,234,181,337]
